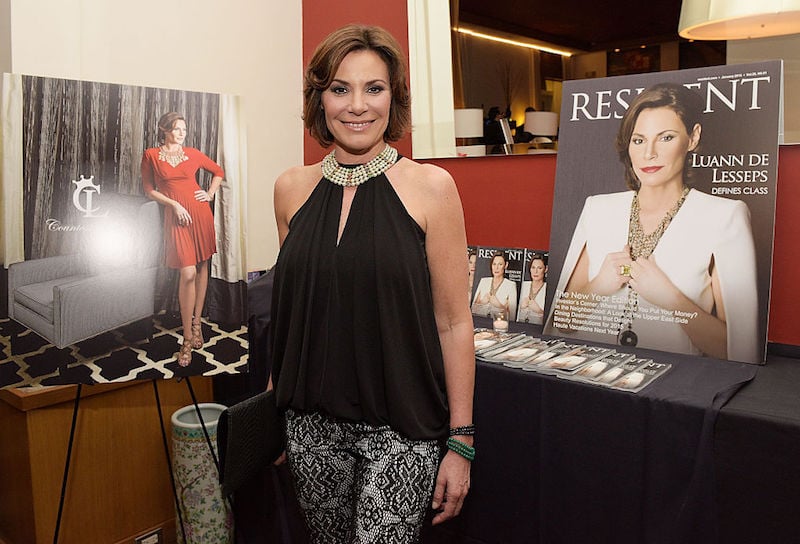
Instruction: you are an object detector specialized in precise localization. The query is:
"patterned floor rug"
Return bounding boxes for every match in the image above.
[0,312,248,389]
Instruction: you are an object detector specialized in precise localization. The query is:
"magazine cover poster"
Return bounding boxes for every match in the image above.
[515,249,549,325]
[467,245,479,307]
[470,246,525,321]
[0,74,249,388]
[543,61,782,364]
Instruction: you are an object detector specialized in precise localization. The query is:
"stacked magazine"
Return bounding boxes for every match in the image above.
[473,329,671,393]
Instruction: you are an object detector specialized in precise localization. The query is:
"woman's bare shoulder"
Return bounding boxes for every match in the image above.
[274,163,322,228]
[276,164,320,189]
[275,163,322,200]
[389,158,461,233]
[392,158,456,196]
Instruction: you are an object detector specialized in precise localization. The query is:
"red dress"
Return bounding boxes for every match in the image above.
[141,147,224,269]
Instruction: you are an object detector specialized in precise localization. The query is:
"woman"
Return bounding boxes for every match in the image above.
[471,251,517,320]
[270,25,475,542]
[516,253,547,324]
[141,112,224,366]
[548,83,758,362]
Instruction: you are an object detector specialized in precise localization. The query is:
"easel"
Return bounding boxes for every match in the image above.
[52,377,222,544]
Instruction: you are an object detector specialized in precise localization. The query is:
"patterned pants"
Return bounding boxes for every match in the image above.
[285,410,440,543]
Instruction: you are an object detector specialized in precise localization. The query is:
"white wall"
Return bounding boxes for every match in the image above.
[0,0,10,73]
[568,51,606,80]
[407,0,456,159]
[7,0,302,270]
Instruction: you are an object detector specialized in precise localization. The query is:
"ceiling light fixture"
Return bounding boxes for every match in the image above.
[679,0,800,40]
[455,27,575,57]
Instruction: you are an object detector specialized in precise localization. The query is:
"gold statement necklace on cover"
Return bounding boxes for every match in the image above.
[489,277,505,297]
[528,280,544,301]
[158,145,189,167]
[321,144,398,187]
[616,186,691,347]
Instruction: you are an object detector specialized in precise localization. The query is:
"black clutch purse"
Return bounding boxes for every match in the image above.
[217,389,286,497]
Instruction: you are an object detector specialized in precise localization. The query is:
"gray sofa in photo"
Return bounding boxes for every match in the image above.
[7,197,162,349]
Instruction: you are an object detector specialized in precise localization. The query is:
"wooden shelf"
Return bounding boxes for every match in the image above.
[0,377,214,544]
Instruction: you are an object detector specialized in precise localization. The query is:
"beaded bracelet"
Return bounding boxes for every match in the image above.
[449,424,475,437]
[447,437,476,461]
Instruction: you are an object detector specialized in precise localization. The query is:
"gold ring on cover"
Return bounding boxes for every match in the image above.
[619,264,631,277]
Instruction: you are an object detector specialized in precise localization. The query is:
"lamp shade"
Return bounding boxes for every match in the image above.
[525,111,559,137]
[454,108,484,138]
[679,0,800,40]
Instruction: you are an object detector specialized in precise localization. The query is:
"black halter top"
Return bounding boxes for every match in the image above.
[270,170,448,440]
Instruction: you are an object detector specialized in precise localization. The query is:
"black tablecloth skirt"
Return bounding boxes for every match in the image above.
[425,319,757,544]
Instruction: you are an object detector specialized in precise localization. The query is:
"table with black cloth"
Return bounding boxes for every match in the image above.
[424,318,758,544]
[222,289,800,544]
[713,350,800,544]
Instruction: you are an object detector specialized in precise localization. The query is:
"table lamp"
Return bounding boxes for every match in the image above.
[525,111,559,152]
[454,108,486,157]
[679,0,800,40]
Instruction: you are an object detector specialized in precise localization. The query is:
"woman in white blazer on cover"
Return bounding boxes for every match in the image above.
[472,251,517,320]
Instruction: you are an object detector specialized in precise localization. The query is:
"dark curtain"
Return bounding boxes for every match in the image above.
[213,270,310,543]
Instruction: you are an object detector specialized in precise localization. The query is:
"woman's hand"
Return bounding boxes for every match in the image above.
[589,246,632,296]
[629,256,682,309]
[488,293,508,310]
[194,189,214,202]
[630,256,729,359]
[431,450,471,525]
[173,202,192,225]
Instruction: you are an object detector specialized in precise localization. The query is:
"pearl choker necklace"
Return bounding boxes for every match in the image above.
[321,145,398,187]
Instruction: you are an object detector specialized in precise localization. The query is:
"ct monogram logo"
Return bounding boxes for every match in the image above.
[72,175,107,218]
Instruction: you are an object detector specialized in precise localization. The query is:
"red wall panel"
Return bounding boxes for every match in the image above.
[425,154,557,250]
[767,145,800,345]
[301,0,412,164]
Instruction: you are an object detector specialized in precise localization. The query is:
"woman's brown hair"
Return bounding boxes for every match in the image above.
[487,251,508,273]
[615,83,703,190]
[303,24,411,148]
[157,112,186,144]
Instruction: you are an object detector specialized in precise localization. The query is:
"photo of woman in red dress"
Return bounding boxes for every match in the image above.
[141,112,224,366]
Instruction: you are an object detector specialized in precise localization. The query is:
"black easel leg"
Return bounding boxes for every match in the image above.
[153,379,188,544]
[53,383,82,544]
[184,376,220,472]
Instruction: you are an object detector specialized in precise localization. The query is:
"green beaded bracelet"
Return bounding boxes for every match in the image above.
[447,437,476,461]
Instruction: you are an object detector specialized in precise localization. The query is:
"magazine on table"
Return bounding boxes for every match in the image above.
[591,357,652,385]
[607,361,672,393]
[473,329,525,355]
[568,351,637,381]
[535,345,616,375]
[501,339,565,368]
[479,337,561,365]
[477,335,536,363]
[467,246,479,305]
[520,343,586,371]
[515,249,550,326]
[471,327,673,392]
[470,246,526,320]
